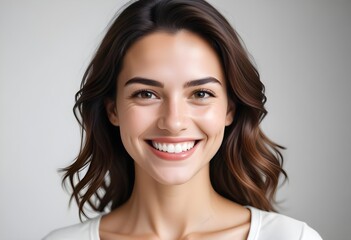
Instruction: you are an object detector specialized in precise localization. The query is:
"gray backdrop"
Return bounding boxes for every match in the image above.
[1,0,350,239]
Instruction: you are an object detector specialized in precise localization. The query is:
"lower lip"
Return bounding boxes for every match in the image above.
[148,142,198,161]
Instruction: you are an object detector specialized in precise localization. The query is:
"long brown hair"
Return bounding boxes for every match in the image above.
[63,0,287,219]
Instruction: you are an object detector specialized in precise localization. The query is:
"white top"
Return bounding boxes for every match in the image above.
[43,206,322,240]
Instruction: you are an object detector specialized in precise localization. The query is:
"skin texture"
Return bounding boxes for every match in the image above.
[104,30,250,240]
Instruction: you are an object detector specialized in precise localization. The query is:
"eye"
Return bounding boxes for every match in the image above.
[192,89,215,99]
[131,90,158,99]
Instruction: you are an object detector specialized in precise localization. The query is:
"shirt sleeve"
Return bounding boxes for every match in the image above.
[299,223,323,240]
[42,217,101,240]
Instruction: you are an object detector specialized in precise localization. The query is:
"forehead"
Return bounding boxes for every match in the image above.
[118,30,224,84]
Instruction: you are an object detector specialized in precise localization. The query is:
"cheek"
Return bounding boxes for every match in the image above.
[191,105,227,162]
[192,104,228,135]
[117,106,156,161]
[118,105,157,141]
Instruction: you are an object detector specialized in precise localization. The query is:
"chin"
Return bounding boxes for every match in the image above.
[151,169,197,186]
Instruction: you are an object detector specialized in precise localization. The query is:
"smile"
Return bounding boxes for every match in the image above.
[151,141,195,153]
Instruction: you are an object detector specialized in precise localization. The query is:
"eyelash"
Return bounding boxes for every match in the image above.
[191,89,216,99]
[130,88,216,100]
[130,89,158,99]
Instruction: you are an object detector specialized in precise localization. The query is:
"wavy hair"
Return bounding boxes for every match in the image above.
[62,0,287,219]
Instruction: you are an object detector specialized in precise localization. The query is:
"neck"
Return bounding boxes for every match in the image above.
[124,164,221,239]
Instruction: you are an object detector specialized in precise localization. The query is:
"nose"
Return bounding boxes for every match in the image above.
[157,97,189,134]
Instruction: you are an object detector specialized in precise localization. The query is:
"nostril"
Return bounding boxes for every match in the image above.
[156,114,188,133]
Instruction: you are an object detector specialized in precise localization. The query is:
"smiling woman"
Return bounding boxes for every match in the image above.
[106,31,232,186]
[43,0,321,239]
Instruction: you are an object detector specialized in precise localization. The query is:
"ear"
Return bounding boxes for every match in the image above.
[105,98,119,126]
[225,101,235,126]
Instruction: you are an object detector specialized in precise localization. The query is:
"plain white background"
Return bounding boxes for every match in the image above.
[1,0,350,239]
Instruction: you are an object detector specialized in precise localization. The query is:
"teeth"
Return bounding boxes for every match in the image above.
[152,141,196,153]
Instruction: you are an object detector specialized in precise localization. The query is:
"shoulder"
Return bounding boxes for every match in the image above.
[42,216,101,240]
[247,206,322,240]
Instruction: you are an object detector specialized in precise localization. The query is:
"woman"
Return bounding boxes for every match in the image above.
[44,0,322,239]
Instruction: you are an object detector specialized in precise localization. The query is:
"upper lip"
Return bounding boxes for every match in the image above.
[147,137,201,143]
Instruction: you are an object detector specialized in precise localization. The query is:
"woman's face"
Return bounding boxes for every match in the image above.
[106,30,233,185]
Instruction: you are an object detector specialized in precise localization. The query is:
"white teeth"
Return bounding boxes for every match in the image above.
[181,143,187,151]
[175,144,182,153]
[168,144,175,153]
[151,141,196,153]
[162,143,167,151]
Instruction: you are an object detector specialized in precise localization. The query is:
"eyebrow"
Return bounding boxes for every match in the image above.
[124,77,222,88]
[184,77,222,88]
[125,77,164,87]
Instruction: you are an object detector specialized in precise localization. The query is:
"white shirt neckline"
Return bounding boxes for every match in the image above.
[93,206,261,240]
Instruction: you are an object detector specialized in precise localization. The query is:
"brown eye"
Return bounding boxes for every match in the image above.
[192,90,214,99]
[131,90,158,99]
[139,91,154,99]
